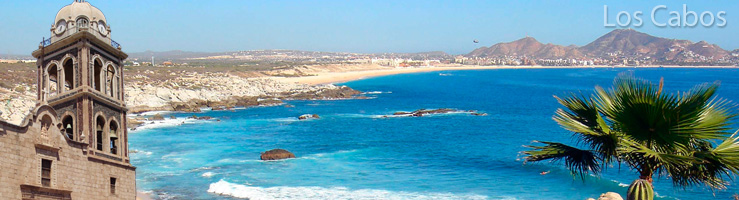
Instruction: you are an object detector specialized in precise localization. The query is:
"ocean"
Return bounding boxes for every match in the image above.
[130,68,739,200]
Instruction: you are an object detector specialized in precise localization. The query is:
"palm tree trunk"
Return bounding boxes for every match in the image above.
[639,170,654,184]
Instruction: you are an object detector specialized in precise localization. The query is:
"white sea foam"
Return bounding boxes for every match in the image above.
[133,110,174,116]
[130,149,153,156]
[269,117,300,122]
[207,180,489,200]
[361,91,392,95]
[129,117,213,132]
[300,149,359,160]
[202,172,215,177]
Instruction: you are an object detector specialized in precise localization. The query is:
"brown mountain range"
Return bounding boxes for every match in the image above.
[467,37,583,59]
[467,29,732,62]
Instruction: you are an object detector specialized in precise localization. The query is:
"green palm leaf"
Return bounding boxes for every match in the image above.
[524,141,600,178]
[523,74,739,190]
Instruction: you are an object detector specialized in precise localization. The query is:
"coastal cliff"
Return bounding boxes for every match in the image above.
[0,69,361,125]
[125,71,360,113]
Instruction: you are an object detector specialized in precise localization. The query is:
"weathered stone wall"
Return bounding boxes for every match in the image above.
[53,100,77,120]
[0,112,135,200]
[92,100,121,124]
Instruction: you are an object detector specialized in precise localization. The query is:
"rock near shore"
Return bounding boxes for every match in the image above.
[298,114,320,120]
[260,149,296,160]
[393,108,460,117]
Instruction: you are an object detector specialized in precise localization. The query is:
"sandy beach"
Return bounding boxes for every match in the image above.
[275,65,738,85]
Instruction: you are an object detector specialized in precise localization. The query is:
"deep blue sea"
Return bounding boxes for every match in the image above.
[130,68,739,200]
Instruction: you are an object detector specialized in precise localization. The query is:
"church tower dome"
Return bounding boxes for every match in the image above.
[49,0,114,46]
[54,0,106,25]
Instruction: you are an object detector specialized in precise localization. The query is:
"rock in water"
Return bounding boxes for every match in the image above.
[260,149,296,160]
[298,114,319,120]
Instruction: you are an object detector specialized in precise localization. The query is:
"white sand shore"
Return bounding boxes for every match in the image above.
[275,65,738,85]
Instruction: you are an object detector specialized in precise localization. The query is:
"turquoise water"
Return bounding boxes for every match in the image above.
[131,68,739,200]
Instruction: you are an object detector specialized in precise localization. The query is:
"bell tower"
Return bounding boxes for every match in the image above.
[0,1,135,199]
[32,0,130,165]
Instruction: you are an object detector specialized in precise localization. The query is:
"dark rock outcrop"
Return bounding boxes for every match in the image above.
[298,114,320,120]
[394,108,457,117]
[283,86,361,100]
[188,115,213,120]
[260,149,296,160]
[388,109,487,117]
[151,114,165,121]
[170,101,202,112]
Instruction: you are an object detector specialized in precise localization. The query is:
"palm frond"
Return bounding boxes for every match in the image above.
[553,95,619,162]
[523,74,739,190]
[524,141,601,178]
[672,131,739,189]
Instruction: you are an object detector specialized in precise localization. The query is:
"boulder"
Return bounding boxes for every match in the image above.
[597,192,623,200]
[170,101,201,112]
[298,114,319,120]
[260,149,296,160]
[151,114,165,121]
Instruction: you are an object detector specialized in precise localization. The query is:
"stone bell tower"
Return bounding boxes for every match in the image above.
[32,0,129,158]
[0,0,138,199]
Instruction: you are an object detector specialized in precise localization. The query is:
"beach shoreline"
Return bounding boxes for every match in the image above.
[274,65,738,85]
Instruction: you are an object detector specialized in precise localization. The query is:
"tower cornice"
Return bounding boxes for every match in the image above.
[33,31,127,60]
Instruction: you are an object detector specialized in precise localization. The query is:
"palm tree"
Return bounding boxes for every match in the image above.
[523,75,739,192]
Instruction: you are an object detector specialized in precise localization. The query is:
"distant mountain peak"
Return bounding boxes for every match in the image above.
[466,28,731,62]
[466,36,582,59]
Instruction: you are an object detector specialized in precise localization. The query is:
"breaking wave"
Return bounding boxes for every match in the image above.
[129,117,214,132]
[361,91,392,94]
[207,180,489,200]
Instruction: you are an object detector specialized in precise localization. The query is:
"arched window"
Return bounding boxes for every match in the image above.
[63,59,74,91]
[76,17,88,28]
[47,64,58,97]
[62,116,74,140]
[106,65,116,97]
[94,59,102,91]
[96,116,105,151]
[109,121,118,155]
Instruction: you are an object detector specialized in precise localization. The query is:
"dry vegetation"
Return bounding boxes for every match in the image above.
[0,62,37,92]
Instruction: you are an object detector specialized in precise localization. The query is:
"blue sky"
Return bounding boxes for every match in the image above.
[0,0,737,55]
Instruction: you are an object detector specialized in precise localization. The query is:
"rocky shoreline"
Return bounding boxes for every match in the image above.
[0,69,365,126]
[129,84,362,114]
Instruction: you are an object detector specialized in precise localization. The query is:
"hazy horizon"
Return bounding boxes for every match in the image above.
[1,0,737,55]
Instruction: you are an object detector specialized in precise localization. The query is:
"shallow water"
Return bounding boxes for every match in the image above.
[131,68,739,199]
